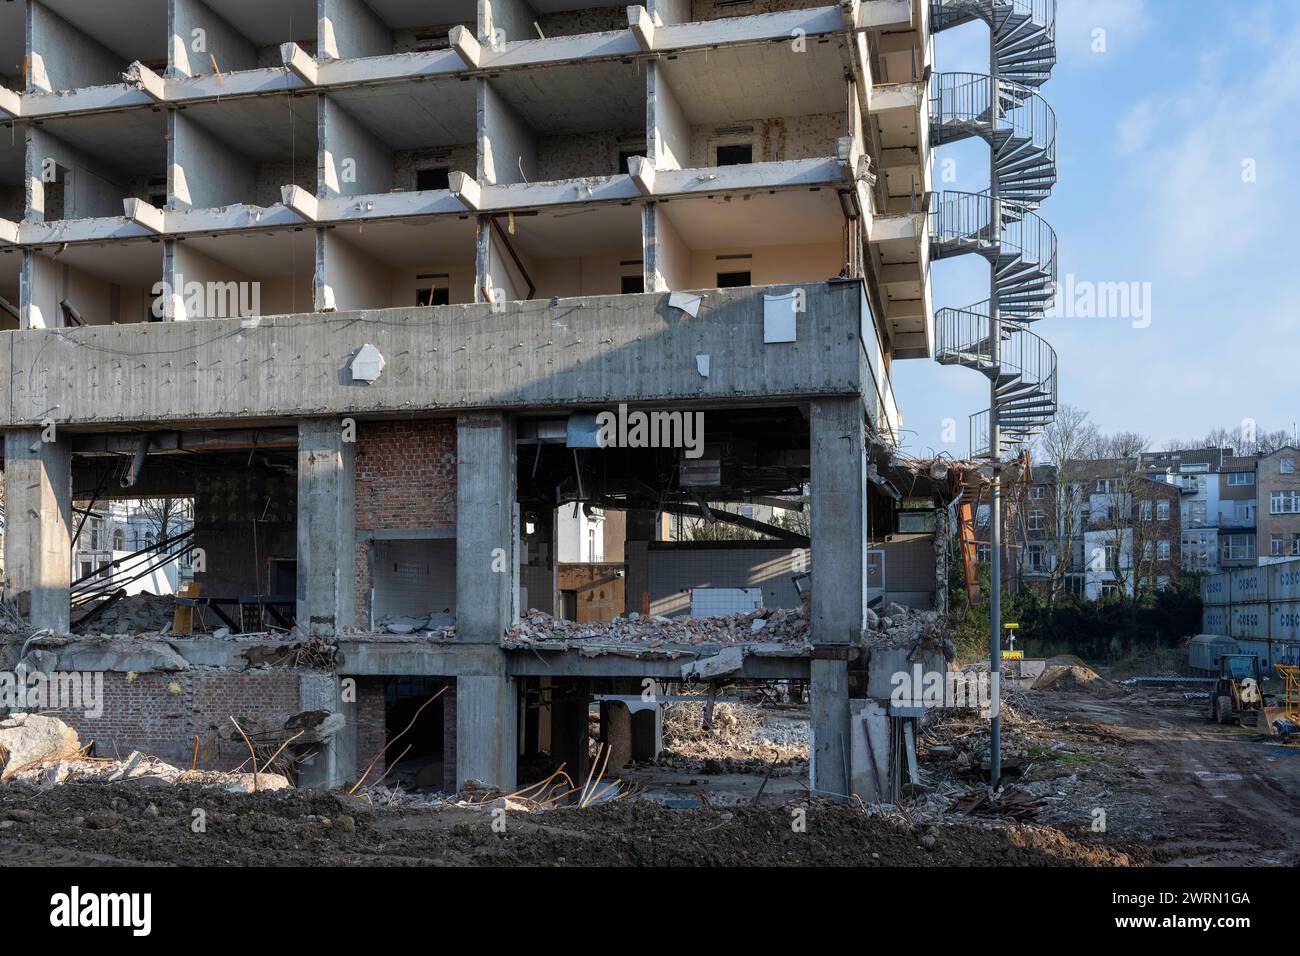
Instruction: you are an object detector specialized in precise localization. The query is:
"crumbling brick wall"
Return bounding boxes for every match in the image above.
[61,671,302,771]
[354,677,388,773]
[350,676,456,791]
[353,420,457,627]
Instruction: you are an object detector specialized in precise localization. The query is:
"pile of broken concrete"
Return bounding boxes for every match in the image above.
[504,606,813,648]
[72,593,176,636]
[0,713,289,794]
[867,602,957,659]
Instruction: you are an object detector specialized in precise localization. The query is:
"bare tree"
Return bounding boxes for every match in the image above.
[136,497,193,548]
[1163,424,1296,456]
[1082,430,1152,598]
[1033,404,1097,607]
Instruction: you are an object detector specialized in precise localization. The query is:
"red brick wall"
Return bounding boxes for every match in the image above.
[354,420,457,627]
[354,677,388,773]
[62,671,302,771]
[350,677,457,791]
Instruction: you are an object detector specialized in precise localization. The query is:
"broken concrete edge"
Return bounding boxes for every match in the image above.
[121,60,167,102]
[4,634,334,673]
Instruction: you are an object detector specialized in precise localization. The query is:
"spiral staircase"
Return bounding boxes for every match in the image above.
[929,0,1059,460]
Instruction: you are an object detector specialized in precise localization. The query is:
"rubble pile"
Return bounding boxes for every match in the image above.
[658,701,809,770]
[505,607,813,647]
[0,714,291,793]
[72,593,176,635]
[14,752,291,794]
[897,687,1131,827]
[1031,656,1128,699]
[867,602,957,659]
[372,612,456,638]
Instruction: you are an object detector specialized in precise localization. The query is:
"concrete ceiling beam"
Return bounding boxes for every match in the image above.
[450,26,482,69]
[0,86,20,119]
[123,61,168,104]
[281,185,320,222]
[449,171,481,211]
[629,5,656,50]
[281,43,319,85]
[123,198,166,234]
[627,155,655,195]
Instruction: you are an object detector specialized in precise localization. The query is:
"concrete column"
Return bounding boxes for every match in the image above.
[3,428,72,632]
[296,419,356,636]
[623,509,658,617]
[456,413,516,642]
[629,706,663,761]
[599,700,632,770]
[453,413,518,790]
[809,398,867,802]
[810,398,868,644]
[296,673,358,790]
[810,658,851,800]
[454,674,518,791]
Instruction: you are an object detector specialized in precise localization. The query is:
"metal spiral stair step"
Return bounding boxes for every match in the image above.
[931,1,1059,459]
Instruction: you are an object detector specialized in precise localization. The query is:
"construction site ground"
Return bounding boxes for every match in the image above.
[2,673,1297,866]
[1023,686,1300,866]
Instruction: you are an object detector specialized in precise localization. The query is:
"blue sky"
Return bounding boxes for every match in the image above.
[891,0,1300,458]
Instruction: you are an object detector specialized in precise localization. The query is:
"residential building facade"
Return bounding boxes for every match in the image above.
[1258,447,1300,564]
[1008,459,1181,599]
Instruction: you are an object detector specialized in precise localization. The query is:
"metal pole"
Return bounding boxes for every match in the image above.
[988,17,1003,789]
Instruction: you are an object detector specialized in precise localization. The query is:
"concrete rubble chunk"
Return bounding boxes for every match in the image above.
[0,714,82,779]
[57,636,190,673]
[681,645,746,680]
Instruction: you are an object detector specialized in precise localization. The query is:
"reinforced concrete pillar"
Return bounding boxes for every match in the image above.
[629,705,663,761]
[296,419,356,636]
[454,674,518,791]
[809,398,868,801]
[599,699,633,770]
[296,672,358,790]
[3,428,72,632]
[454,413,518,790]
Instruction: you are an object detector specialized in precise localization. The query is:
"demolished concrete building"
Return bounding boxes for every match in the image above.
[0,0,944,802]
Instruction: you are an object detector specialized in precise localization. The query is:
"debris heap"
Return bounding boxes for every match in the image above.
[504,607,813,648]
[72,593,175,636]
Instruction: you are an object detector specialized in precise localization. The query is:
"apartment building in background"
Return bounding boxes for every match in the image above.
[1259,446,1300,564]
[1009,459,1180,599]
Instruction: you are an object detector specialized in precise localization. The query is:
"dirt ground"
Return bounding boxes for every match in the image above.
[0,781,1141,866]
[2,682,1296,866]
[1024,688,1300,866]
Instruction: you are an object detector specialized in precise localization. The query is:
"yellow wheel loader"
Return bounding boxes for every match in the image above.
[1208,654,1263,726]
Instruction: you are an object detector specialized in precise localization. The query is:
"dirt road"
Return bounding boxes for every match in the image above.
[1033,690,1300,866]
